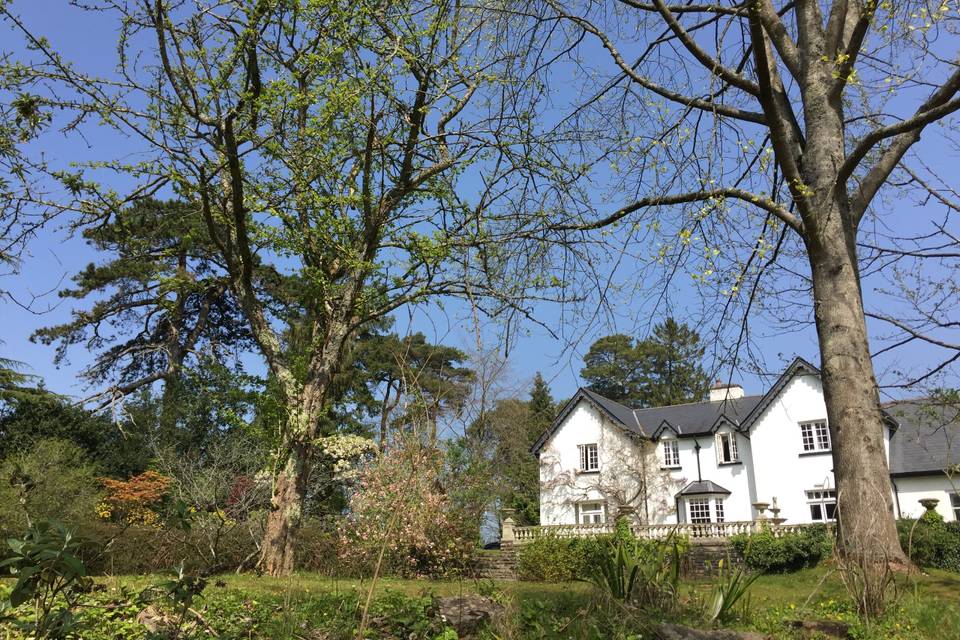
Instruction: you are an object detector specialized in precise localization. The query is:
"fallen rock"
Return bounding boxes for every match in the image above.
[434,594,503,637]
[654,623,770,640]
[787,619,851,639]
[136,605,171,633]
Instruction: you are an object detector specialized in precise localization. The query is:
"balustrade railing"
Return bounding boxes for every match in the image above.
[509,520,833,544]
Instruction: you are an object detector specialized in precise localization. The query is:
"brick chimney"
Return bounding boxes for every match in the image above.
[709,380,744,402]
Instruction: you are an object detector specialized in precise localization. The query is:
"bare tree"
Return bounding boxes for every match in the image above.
[497,2,960,609]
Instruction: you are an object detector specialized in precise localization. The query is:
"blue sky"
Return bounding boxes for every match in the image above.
[2,2,957,407]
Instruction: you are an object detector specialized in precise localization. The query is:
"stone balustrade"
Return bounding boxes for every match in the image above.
[505,520,832,545]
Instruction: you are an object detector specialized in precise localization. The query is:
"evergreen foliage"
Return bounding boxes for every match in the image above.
[581,318,708,407]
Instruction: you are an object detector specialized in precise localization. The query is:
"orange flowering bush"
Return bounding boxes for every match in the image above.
[338,441,473,578]
[97,470,173,526]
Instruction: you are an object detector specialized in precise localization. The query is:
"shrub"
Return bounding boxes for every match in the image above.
[0,520,93,639]
[0,438,103,532]
[730,525,832,573]
[518,521,688,584]
[338,441,474,578]
[519,535,588,582]
[60,518,337,576]
[517,534,612,582]
[97,470,173,526]
[585,527,684,610]
[898,516,960,572]
[81,521,258,575]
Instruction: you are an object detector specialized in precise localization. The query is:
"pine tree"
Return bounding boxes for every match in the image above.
[643,319,709,406]
[580,334,648,404]
[528,371,555,434]
[580,320,708,407]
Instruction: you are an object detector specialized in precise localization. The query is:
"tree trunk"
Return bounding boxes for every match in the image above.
[259,439,312,576]
[257,339,344,576]
[806,203,909,611]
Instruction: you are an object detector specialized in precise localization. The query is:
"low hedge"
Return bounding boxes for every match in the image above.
[1,520,344,576]
[517,522,688,582]
[897,512,960,572]
[516,533,611,581]
[730,525,832,573]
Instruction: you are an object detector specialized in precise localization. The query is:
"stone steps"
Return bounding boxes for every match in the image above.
[472,545,517,580]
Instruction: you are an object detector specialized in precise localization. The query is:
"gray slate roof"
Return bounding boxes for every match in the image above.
[532,357,955,479]
[580,388,643,434]
[677,480,731,496]
[635,395,764,436]
[886,399,960,476]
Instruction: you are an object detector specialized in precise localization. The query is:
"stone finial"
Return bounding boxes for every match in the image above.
[919,498,940,513]
[501,515,516,543]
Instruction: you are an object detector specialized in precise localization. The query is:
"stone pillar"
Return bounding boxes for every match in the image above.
[500,508,516,549]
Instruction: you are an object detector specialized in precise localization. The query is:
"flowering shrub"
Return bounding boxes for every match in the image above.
[97,471,172,526]
[338,441,473,577]
[316,434,377,481]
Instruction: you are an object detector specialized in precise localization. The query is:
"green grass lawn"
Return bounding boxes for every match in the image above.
[4,568,959,638]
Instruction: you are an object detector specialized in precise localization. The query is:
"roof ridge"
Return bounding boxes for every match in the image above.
[631,394,764,414]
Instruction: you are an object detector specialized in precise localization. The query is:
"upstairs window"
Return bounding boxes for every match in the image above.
[806,489,837,521]
[579,443,599,472]
[952,494,960,522]
[578,502,605,524]
[715,432,739,464]
[663,439,680,468]
[800,420,831,452]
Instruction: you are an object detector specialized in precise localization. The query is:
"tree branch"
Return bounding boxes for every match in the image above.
[754,0,802,81]
[651,0,760,96]
[548,5,767,124]
[553,187,802,234]
[847,67,960,221]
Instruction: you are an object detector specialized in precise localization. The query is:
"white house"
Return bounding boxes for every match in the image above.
[533,357,960,527]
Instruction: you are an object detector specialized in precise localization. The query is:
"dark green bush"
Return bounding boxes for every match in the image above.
[897,515,960,572]
[517,533,611,582]
[517,521,687,583]
[730,525,832,573]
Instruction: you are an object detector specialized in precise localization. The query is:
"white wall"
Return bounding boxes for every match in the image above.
[748,375,837,524]
[539,400,684,525]
[651,426,755,523]
[538,374,913,527]
[895,475,960,521]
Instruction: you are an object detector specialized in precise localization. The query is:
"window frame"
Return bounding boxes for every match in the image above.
[578,501,605,524]
[662,439,680,468]
[688,498,711,524]
[578,443,599,472]
[714,498,725,523]
[715,432,740,464]
[951,493,960,522]
[799,420,831,453]
[806,488,837,522]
